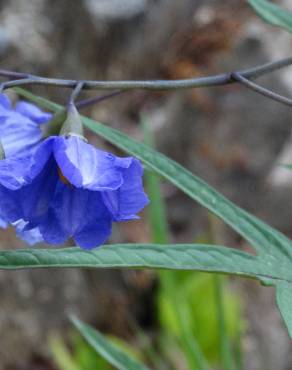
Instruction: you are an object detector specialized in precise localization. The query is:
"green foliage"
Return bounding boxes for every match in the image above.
[49,334,80,370]
[49,333,110,370]
[0,243,260,276]
[157,272,241,365]
[13,88,292,337]
[281,164,292,170]
[142,114,242,370]
[248,0,292,33]
[142,117,210,370]
[71,316,151,370]
[276,281,292,337]
[141,114,169,245]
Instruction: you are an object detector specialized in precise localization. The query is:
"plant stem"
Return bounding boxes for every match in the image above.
[143,115,210,370]
[231,72,292,107]
[209,214,238,370]
[213,275,237,370]
[1,57,292,91]
[76,90,124,109]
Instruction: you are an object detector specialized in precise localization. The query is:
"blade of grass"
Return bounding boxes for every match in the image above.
[141,114,169,244]
[71,316,151,370]
[213,276,237,370]
[142,114,210,370]
[209,214,238,370]
[234,322,243,370]
[130,321,170,370]
[49,334,80,370]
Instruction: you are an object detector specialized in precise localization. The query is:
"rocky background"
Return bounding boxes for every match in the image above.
[0,0,291,369]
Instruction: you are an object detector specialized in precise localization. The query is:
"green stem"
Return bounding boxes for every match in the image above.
[208,214,238,370]
[213,275,237,370]
[4,57,292,90]
[143,115,210,370]
[161,273,210,370]
[234,322,243,370]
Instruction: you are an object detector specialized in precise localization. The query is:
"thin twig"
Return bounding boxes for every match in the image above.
[68,81,85,106]
[76,90,124,110]
[0,70,31,79]
[0,83,5,94]
[0,57,292,91]
[231,72,292,107]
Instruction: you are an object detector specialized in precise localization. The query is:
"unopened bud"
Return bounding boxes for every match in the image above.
[59,103,85,140]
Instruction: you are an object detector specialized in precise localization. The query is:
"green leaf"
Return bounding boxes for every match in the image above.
[281,164,292,170]
[49,334,80,370]
[70,316,151,370]
[0,244,277,281]
[276,281,292,337]
[13,88,292,337]
[248,0,292,33]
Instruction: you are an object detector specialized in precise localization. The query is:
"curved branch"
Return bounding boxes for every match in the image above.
[231,72,292,108]
[0,57,292,91]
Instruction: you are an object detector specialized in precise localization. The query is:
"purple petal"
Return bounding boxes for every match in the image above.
[0,137,55,190]
[0,94,11,110]
[0,115,42,157]
[17,157,59,223]
[53,136,123,190]
[114,156,133,168]
[0,95,51,158]
[51,183,90,235]
[73,217,112,249]
[0,94,50,157]
[38,208,68,245]
[0,156,33,189]
[40,182,112,248]
[102,159,149,220]
[15,101,52,124]
[0,185,23,222]
[29,137,56,179]
[14,220,43,245]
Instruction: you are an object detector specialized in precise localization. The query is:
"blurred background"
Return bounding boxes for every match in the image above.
[0,0,292,369]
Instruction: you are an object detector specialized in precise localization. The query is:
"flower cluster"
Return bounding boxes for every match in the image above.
[0,94,149,249]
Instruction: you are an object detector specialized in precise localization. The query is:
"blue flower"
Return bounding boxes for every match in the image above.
[0,94,51,242]
[0,94,52,157]
[0,135,149,249]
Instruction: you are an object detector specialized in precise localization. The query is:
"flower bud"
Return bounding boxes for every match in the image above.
[59,103,85,140]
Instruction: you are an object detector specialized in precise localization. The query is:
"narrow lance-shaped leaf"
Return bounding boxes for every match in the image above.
[276,281,292,337]
[248,0,292,33]
[0,244,263,277]
[71,316,151,370]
